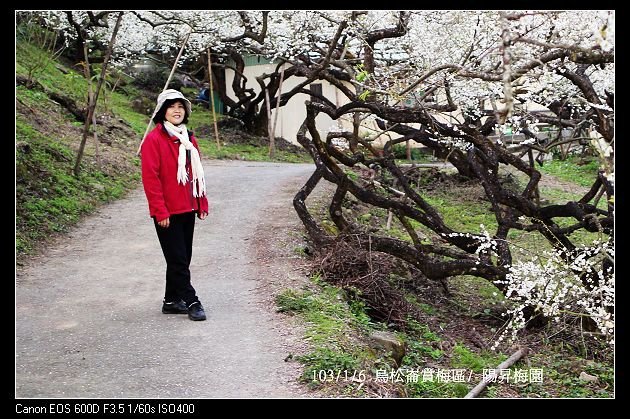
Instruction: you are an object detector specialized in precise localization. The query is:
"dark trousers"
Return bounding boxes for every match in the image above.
[154,211,199,306]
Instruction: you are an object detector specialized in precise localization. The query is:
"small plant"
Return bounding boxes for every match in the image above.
[298,348,360,384]
[276,289,313,313]
[358,90,371,101]
[355,63,369,83]
[450,343,506,373]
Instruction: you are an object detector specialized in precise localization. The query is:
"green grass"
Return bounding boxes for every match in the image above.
[298,348,362,387]
[448,275,505,318]
[538,157,600,188]
[450,343,506,373]
[196,141,310,163]
[277,278,363,347]
[16,41,87,102]
[503,183,608,261]
[401,320,443,364]
[539,185,607,211]
[391,318,513,397]
[16,117,139,255]
[187,102,219,130]
[422,194,497,234]
[276,275,378,387]
[405,295,437,315]
[102,86,151,136]
[405,378,471,398]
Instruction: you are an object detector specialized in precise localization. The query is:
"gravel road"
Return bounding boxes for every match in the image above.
[15,160,317,398]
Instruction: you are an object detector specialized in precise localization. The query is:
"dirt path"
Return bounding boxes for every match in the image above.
[15,160,317,398]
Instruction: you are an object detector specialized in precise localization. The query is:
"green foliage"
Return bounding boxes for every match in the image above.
[276,289,314,313]
[450,343,506,373]
[344,169,359,182]
[418,303,436,315]
[348,298,373,331]
[355,64,369,83]
[358,90,371,101]
[188,103,219,129]
[407,319,441,342]
[321,219,339,235]
[17,42,86,102]
[404,339,443,363]
[277,280,353,345]
[358,213,372,224]
[390,143,431,161]
[399,320,443,367]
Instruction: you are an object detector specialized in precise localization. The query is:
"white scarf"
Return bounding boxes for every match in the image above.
[163,121,206,197]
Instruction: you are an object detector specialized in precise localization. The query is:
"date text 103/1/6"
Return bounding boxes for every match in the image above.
[313,370,367,382]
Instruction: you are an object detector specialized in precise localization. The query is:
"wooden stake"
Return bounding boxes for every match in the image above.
[74,12,122,176]
[207,48,220,149]
[81,42,100,169]
[269,64,285,158]
[265,87,273,157]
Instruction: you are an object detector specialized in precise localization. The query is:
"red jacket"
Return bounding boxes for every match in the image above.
[141,123,209,221]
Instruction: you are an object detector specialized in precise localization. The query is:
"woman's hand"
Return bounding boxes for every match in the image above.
[198,211,208,220]
[157,217,170,228]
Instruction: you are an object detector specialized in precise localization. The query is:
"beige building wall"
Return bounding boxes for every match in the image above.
[224,62,354,145]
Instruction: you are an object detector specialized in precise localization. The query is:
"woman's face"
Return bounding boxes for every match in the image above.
[165,101,186,125]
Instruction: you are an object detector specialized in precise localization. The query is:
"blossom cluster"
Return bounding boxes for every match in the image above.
[493,239,614,350]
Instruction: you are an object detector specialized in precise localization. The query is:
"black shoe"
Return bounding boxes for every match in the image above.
[162,300,188,314]
[187,302,206,321]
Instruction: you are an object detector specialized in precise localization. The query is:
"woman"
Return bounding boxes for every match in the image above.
[140,89,209,321]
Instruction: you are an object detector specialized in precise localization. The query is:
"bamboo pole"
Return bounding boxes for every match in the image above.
[207,48,220,149]
[464,347,529,398]
[265,88,273,156]
[386,210,393,230]
[137,28,192,155]
[269,64,285,158]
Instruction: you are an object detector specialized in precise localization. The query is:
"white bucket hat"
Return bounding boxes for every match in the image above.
[151,89,192,121]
